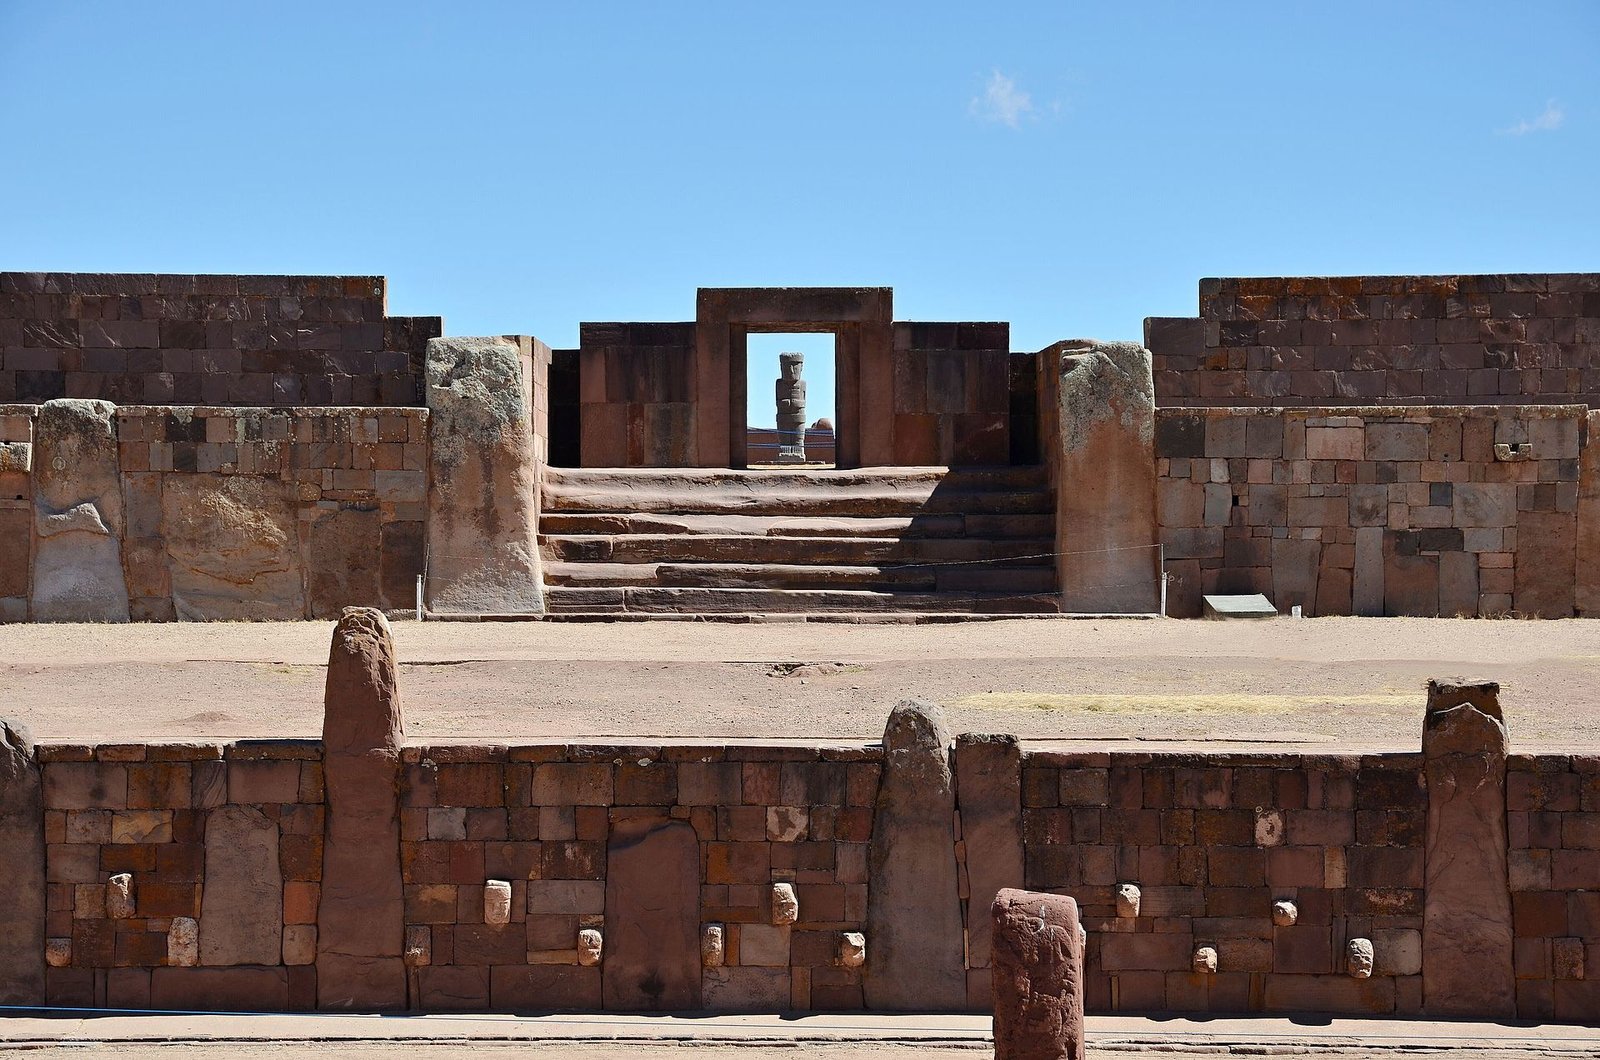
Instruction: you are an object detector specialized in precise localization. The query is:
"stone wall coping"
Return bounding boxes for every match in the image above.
[1156,404,1591,420]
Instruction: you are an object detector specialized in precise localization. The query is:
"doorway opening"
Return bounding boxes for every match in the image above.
[745,333,836,468]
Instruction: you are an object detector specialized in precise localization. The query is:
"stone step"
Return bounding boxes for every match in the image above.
[541,534,1057,567]
[543,585,1062,615]
[542,466,1053,518]
[538,512,1054,540]
[544,561,1058,594]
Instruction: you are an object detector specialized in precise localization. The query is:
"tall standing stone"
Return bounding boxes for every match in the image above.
[954,733,1024,1010]
[602,818,702,1011]
[864,701,966,1010]
[1576,409,1600,616]
[425,337,546,614]
[775,352,807,463]
[1040,341,1160,614]
[317,608,406,1009]
[1422,679,1515,1017]
[991,888,1084,1060]
[30,399,130,622]
[0,720,45,1005]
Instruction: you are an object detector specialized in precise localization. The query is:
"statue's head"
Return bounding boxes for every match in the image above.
[779,352,804,381]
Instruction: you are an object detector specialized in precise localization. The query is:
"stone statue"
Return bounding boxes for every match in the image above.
[776,352,806,463]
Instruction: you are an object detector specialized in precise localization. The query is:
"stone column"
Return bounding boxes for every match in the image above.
[424,337,546,614]
[775,352,806,463]
[1422,679,1515,1017]
[954,733,1024,1010]
[317,608,406,1010]
[0,720,45,1006]
[30,398,130,622]
[1577,409,1600,616]
[991,888,1084,1060]
[864,701,966,1010]
[1039,341,1160,614]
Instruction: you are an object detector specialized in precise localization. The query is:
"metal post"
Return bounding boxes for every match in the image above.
[415,575,424,622]
[1158,543,1167,618]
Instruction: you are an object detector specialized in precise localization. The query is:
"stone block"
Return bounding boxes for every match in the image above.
[0,720,45,1005]
[30,399,129,622]
[199,805,282,966]
[954,734,1024,974]
[603,818,701,1010]
[162,475,304,620]
[1514,511,1576,616]
[991,889,1083,1059]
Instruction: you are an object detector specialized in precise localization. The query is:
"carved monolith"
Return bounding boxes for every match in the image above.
[776,352,807,463]
[425,337,545,614]
[954,733,1024,1006]
[317,608,406,1009]
[991,888,1084,1060]
[0,720,45,1005]
[864,700,965,1010]
[1422,679,1515,1017]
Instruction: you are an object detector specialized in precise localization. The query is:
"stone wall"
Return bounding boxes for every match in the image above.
[1148,273,1600,408]
[9,402,428,621]
[0,273,440,407]
[889,323,1011,465]
[577,323,696,467]
[10,691,1594,1018]
[1155,406,1588,618]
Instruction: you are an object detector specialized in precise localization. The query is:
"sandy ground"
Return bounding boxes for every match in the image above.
[0,1046,1587,1059]
[1,617,1596,751]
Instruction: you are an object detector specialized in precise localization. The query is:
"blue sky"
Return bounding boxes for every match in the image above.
[2,2,1596,425]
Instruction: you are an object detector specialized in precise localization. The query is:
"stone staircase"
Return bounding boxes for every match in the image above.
[539,466,1060,616]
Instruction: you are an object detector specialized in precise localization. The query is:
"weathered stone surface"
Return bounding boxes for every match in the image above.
[1577,410,1600,617]
[1514,510,1576,617]
[602,817,701,1011]
[317,608,406,1010]
[770,882,798,925]
[1422,679,1515,1017]
[1272,901,1298,927]
[954,734,1023,980]
[31,399,129,621]
[0,720,45,1004]
[991,888,1084,1060]
[702,924,725,968]
[577,928,603,967]
[404,925,431,967]
[307,506,383,619]
[44,938,70,969]
[837,932,866,968]
[1115,884,1141,919]
[864,700,965,1011]
[1346,937,1374,978]
[484,880,511,926]
[199,805,282,966]
[425,337,545,614]
[1044,341,1159,614]
[1192,945,1218,974]
[163,475,303,620]
[107,872,135,918]
[168,917,198,967]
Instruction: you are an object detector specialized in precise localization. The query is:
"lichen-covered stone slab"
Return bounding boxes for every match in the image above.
[425,337,544,614]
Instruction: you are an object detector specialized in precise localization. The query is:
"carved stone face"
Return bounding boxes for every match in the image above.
[779,352,804,383]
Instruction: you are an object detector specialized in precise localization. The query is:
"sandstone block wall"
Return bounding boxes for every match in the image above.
[890,323,1011,466]
[1156,406,1587,618]
[0,404,37,621]
[577,323,696,467]
[1148,274,1600,408]
[0,273,440,407]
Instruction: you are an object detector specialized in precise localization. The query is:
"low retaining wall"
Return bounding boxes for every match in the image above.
[0,614,1591,1019]
[1156,405,1596,617]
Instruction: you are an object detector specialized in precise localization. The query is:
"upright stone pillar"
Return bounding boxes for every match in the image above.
[775,352,807,463]
[954,733,1024,1010]
[991,888,1084,1060]
[0,720,45,1006]
[1422,679,1515,1017]
[317,608,406,1009]
[1576,409,1600,616]
[425,337,545,614]
[31,398,130,622]
[1039,341,1159,614]
[864,701,966,1010]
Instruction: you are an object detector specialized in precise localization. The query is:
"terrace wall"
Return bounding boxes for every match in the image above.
[0,273,440,407]
[1155,405,1594,618]
[1148,273,1600,408]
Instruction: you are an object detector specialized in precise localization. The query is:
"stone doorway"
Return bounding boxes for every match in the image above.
[744,332,836,468]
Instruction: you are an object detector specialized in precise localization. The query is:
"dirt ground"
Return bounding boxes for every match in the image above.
[1,617,1595,751]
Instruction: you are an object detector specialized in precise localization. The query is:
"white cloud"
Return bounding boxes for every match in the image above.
[1501,99,1564,136]
[970,70,1035,129]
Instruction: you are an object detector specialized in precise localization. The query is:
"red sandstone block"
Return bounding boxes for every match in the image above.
[1552,850,1600,889]
[45,764,127,810]
[100,844,157,873]
[1286,809,1355,846]
[437,763,505,807]
[283,881,319,925]
[677,762,743,806]
[1021,768,1059,808]
[156,842,203,882]
[138,882,199,919]
[278,834,323,881]
[490,965,600,1011]
[1513,891,1568,936]
[1208,847,1267,887]
[740,763,781,805]
[541,840,602,880]
[1194,809,1253,846]
[227,761,301,804]
[1561,813,1600,849]
[114,930,169,968]
[125,764,190,809]
[1100,933,1192,972]
[531,764,613,806]
[1059,768,1109,806]
[614,761,676,805]
[706,841,772,885]
[1508,771,1580,811]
